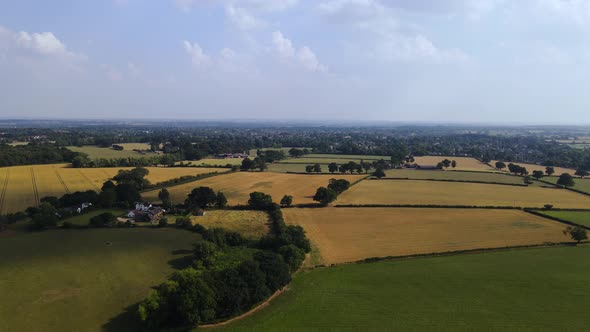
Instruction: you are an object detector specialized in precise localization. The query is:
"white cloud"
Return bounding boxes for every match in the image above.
[183,40,211,67]
[16,31,68,56]
[225,4,266,30]
[272,31,326,72]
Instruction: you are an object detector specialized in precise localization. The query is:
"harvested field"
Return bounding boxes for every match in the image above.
[383,169,523,184]
[142,172,365,206]
[413,156,495,171]
[492,160,577,176]
[181,210,270,239]
[0,164,222,214]
[283,208,569,265]
[336,180,590,208]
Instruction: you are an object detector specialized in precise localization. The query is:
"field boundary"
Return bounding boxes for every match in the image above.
[30,167,40,207]
[374,177,528,187]
[54,169,71,193]
[523,209,590,230]
[0,168,9,214]
[140,170,232,193]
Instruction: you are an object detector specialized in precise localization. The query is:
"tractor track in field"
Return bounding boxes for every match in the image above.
[78,169,100,191]
[31,167,40,206]
[0,168,10,214]
[54,169,71,194]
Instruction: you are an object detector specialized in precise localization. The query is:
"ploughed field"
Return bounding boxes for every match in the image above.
[142,172,365,206]
[218,245,590,331]
[283,208,568,265]
[0,228,200,332]
[336,180,590,208]
[0,164,222,214]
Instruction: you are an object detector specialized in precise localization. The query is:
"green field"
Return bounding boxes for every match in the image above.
[383,169,525,184]
[543,176,590,194]
[217,245,590,331]
[0,228,200,331]
[535,210,590,228]
[61,208,127,226]
[67,145,157,159]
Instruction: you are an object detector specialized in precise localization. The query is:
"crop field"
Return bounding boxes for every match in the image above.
[283,208,567,265]
[383,169,523,184]
[177,210,270,239]
[219,245,590,331]
[0,165,222,214]
[535,210,590,228]
[492,160,577,176]
[0,228,201,332]
[67,145,156,159]
[542,176,590,193]
[413,156,495,171]
[266,163,341,173]
[336,180,590,208]
[142,172,365,206]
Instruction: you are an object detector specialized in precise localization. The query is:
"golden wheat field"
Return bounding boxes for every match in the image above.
[142,172,366,206]
[336,180,590,208]
[0,165,222,214]
[413,156,495,171]
[284,208,569,265]
[491,160,577,176]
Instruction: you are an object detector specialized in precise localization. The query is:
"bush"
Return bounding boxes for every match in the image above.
[158,218,168,228]
[544,204,554,210]
[89,212,117,227]
[248,192,274,210]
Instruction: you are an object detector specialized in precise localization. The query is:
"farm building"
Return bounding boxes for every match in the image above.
[127,202,165,223]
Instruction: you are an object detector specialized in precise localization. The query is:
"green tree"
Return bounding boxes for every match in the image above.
[115,183,141,205]
[240,158,254,171]
[159,188,171,208]
[185,187,217,209]
[575,168,589,178]
[89,212,116,227]
[495,161,506,170]
[532,170,544,180]
[253,251,291,292]
[313,187,337,205]
[193,241,220,268]
[451,160,457,168]
[216,192,228,208]
[170,268,216,325]
[545,166,555,176]
[361,161,372,173]
[248,192,274,210]
[564,226,588,243]
[372,168,385,179]
[305,165,314,173]
[278,244,305,272]
[30,203,59,229]
[557,173,575,188]
[441,159,451,168]
[327,178,350,194]
[280,195,293,207]
[328,162,338,174]
[313,163,322,173]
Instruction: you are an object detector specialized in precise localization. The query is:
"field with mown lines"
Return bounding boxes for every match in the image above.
[283,208,568,265]
[383,169,524,184]
[413,156,495,171]
[492,160,577,176]
[2,166,37,214]
[336,180,590,208]
[142,172,366,206]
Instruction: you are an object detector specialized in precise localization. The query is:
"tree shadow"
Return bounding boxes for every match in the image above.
[168,255,194,270]
[102,302,142,332]
[171,249,192,255]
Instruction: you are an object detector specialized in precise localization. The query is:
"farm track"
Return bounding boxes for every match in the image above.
[78,170,100,191]
[30,167,40,207]
[0,168,10,214]
[54,169,71,193]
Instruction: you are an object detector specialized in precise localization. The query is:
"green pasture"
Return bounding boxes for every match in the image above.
[543,176,590,194]
[383,169,526,185]
[535,210,590,228]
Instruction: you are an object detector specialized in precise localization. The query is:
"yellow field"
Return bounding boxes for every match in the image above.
[284,208,569,265]
[413,156,495,171]
[117,143,151,150]
[337,180,590,208]
[0,165,222,214]
[183,210,270,239]
[492,160,577,176]
[142,172,366,206]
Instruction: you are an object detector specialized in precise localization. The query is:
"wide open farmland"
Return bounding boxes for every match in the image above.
[337,180,590,208]
[0,228,200,332]
[142,172,365,206]
[413,156,495,171]
[284,208,568,265]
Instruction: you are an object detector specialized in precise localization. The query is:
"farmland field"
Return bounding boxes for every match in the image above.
[337,180,590,208]
[492,160,577,176]
[283,208,568,265]
[67,145,155,159]
[175,210,270,239]
[0,228,200,332]
[218,245,590,331]
[413,156,495,171]
[142,172,365,206]
[0,165,222,214]
[543,176,590,193]
[535,210,590,228]
[383,169,523,184]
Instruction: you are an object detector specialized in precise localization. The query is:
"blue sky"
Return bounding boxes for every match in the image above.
[1,0,590,124]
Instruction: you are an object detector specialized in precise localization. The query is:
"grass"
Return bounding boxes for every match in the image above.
[61,208,127,226]
[337,180,590,208]
[535,210,590,228]
[142,172,365,206]
[283,208,568,265]
[383,169,524,184]
[171,210,271,240]
[217,245,590,331]
[0,228,201,331]
[0,164,222,214]
[543,176,590,194]
[67,145,155,159]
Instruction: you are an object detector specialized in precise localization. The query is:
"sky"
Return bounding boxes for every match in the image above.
[1,0,590,124]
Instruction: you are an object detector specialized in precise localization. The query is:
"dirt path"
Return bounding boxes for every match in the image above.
[199,287,288,329]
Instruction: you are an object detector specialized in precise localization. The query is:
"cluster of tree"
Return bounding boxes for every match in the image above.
[507,163,529,176]
[288,148,310,157]
[313,179,351,205]
[436,159,457,169]
[111,144,124,151]
[564,226,588,243]
[240,157,267,172]
[256,149,287,163]
[184,187,227,211]
[0,143,79,167]
[324,160,373,174]
[71,154,181,168]
[137,201,310,330]
[557,173,576,188]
